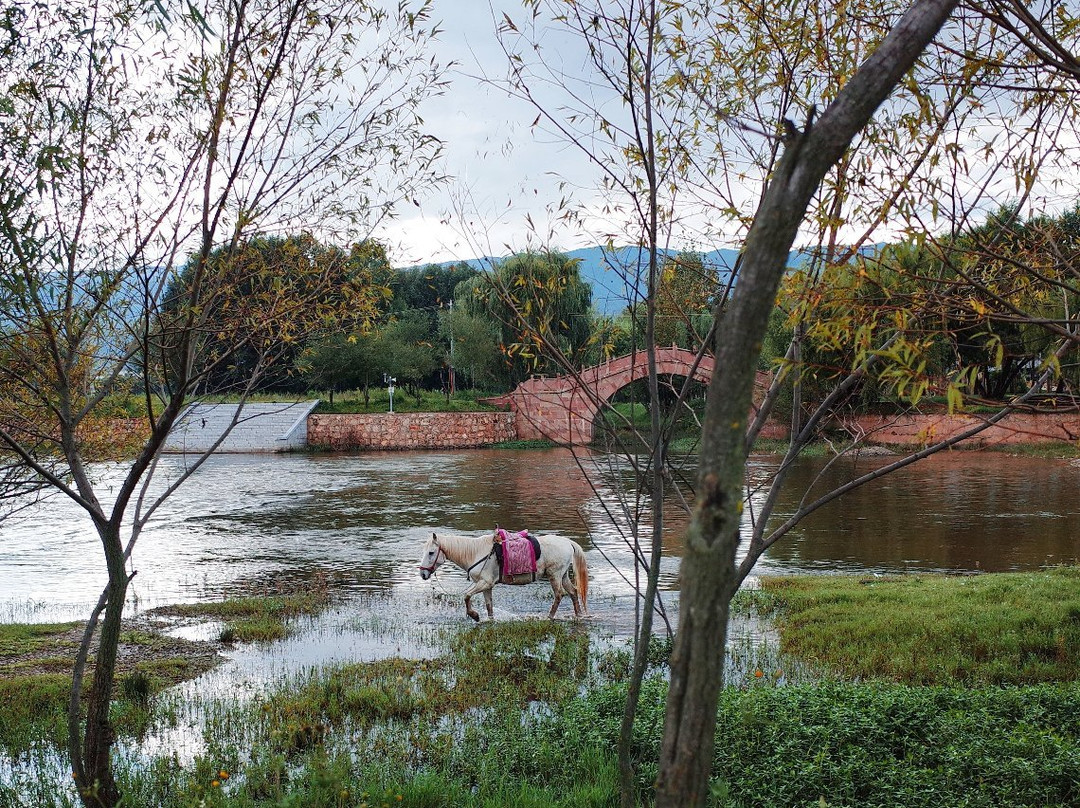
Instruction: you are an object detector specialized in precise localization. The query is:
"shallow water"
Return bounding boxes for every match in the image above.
[2,447,1078,675]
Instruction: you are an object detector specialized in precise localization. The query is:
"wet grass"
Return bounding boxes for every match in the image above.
[0,590,331,757]
[8,573,1080,806]
[110,620,621,808]
[0,620,220,758]
[251,620,597,740]
[150,587,333,642]
[0,673,72,752]
[0,622,81,656]
[761,567,1080,685]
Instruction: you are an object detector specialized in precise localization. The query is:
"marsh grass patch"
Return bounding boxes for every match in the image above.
[762,567,1080,685]
[149,586,332,643]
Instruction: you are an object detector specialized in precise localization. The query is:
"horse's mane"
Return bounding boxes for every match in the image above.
[436,532,491,566]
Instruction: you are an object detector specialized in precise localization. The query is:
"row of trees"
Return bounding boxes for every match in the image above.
[300,213,1080,415]
[187,240,724,401]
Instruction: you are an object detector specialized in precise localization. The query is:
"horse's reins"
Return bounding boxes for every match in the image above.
[421,541,496,596]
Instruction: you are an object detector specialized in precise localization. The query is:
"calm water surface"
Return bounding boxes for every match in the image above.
[3,447,1078,628]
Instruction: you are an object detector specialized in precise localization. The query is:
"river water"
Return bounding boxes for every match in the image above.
[3,447,1079,628]
[2,447,1077,799]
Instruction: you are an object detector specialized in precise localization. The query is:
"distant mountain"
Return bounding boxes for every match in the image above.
[563,245,741,315]
[400,244,820,316]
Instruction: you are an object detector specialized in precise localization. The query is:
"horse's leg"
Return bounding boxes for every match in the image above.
[462,579,486,622]
[562,567,583,617]
[482,586,494,620]
[548,592,562,618]
[548,574,566,618]
[463,593,480,622]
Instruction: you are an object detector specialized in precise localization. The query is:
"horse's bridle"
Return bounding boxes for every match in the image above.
[419,543,445,575]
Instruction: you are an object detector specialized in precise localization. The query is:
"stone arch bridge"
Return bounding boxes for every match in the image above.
[485,346,771,445]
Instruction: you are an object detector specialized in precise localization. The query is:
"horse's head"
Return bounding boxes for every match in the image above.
[418,532,444,580]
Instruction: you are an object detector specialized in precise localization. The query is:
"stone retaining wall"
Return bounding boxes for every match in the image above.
[308,412,517,450]
[834,412,1080,447]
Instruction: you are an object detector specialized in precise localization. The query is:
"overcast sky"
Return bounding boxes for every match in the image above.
[376,3,607,268]
[373,2,1080,270]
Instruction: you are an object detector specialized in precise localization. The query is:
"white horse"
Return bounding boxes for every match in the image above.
[418,531,589,622]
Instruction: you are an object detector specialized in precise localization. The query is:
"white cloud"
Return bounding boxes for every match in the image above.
[376,1,607,266]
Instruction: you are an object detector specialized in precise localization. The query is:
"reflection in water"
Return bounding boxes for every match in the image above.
[754,451,1080,574]
[1,448,1078,627]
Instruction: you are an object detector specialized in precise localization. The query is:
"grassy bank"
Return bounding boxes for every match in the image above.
[755,567,1080,685]
[3,620,623,808]
[0,589,334,759]
[313,388,499,414]
[983,441,1080,460]
[5,571,1080,806]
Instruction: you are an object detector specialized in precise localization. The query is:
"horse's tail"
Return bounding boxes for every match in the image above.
[572,541,589,615]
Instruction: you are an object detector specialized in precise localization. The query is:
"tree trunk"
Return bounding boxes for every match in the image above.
[654,2,960,805]
[73,527,130,808]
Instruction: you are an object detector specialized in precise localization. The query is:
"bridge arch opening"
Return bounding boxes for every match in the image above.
[496,348,763,445]
[590,374,710,448]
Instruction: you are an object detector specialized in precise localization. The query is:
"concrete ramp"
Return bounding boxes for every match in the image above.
[163,400,320,454]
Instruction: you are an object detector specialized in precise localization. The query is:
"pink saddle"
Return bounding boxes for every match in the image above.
[495,528,538,577]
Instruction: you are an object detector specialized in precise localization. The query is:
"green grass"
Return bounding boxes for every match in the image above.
[253,620,596,737]
[603,401,652,431]
[984,441,1080,459]
[761,567,1080,685]
[150,589,332,642]
[489,438,559,449]
[110,620,618,808]
[313,387,501,414]
[570,675,1080,808]
[0,622,80,656]
[0,674,72,753]
[11,573,1080,807]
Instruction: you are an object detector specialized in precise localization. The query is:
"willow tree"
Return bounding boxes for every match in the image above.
[458,250,595,381]
[655,1,1080,803]
[498,0,1080,805]
[0,1,444,805]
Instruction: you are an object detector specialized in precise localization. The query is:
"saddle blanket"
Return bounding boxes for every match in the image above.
[494,528,540,577]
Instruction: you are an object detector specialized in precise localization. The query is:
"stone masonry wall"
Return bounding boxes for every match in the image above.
[308,412,517,450]
[837,412,1080,447]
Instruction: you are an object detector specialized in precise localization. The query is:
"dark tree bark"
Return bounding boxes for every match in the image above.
[653,2,962,805]
[78,552,128,807]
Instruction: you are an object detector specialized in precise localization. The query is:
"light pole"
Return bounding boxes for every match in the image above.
[448,298,455,395]
[384,374,396,413]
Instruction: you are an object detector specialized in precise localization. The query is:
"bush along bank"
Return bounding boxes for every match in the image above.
[568,676,1080,808]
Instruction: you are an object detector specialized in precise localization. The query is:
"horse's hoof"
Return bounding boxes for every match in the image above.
[468,612,480,623]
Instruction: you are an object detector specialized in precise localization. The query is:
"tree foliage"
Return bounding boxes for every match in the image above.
[0,0,445,804]
[162,235,392,393]
[458,250,594,381]
[379,309,441,393]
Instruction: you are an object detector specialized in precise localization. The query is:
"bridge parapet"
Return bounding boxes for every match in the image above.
[486,347,756,445]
